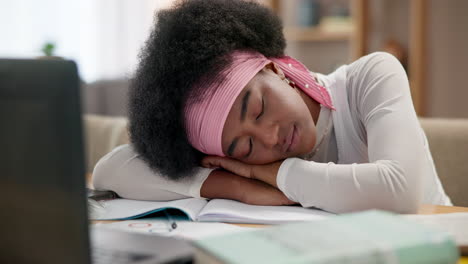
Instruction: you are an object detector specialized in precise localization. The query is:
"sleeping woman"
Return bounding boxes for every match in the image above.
[92,0,451,214]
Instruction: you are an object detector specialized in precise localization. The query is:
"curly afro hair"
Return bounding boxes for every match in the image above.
[129,0,286,180]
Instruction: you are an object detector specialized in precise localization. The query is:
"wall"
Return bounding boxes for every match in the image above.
[279,0,353,74]
[427,0,468,118]
[367,0,468,117]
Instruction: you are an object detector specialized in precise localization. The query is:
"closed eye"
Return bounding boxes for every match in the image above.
[248,97,264,159]
[256,97,264,120]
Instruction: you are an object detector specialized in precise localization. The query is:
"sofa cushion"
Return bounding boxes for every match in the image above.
[419,118,468,206]
[83,114,129,172]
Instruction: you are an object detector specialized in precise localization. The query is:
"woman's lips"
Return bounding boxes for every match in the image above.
[287,125,298,152]
[283,124,298,153]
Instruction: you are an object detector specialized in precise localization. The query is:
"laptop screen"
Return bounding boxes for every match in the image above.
[0,59,90,264]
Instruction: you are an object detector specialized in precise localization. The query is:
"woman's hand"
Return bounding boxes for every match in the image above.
[201,156,254,178]
[201,156,284,188]
[200,169,296,206]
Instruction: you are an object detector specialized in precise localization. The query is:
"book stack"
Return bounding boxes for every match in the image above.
[194,210,460,264]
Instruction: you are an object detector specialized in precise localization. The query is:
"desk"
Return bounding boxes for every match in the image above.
[89,174,468,261]
[418,204,468,214]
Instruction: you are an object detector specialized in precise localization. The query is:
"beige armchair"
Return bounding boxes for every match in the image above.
[83,114,468,206]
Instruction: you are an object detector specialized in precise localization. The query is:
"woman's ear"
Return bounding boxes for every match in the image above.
[263,62,285,80]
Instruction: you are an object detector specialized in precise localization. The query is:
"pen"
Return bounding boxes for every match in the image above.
[164,210,177,231]
[87,188,118,201]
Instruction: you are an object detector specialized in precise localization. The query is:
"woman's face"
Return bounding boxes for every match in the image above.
[221,62,319,164]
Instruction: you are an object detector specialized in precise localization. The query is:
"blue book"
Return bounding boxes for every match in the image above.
[194,210,460,264]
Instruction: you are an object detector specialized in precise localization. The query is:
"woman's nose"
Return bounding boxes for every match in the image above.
[255,122,280,148]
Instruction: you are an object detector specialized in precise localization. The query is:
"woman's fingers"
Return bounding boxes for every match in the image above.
[201,156,223,169]
[200,157,213,168]
[201,156,253,178]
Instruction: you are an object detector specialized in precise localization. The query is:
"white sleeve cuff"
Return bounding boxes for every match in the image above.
[276,158,299,200]
[188,167,213,198]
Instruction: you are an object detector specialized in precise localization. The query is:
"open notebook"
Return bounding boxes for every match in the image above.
[89,198,334,224]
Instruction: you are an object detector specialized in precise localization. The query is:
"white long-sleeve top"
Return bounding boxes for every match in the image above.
[92,52,451,213]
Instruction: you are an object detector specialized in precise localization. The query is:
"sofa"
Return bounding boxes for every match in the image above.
[418,118,468,207]
[83,114,468,207]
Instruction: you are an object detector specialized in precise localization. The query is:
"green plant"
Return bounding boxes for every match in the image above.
[41,42,55,56]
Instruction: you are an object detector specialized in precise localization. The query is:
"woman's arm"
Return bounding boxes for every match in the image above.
[92,144,207,200]
[275,53,426,214]
[93,144,293,205]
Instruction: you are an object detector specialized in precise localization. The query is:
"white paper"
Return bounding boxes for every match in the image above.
[404,213,468,246]
[197,199,333,224]
[97,219,251,240]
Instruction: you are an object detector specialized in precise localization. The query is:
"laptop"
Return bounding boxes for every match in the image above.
[0,59,193,264]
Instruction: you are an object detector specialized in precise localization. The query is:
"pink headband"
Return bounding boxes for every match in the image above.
[184,50,334,156]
